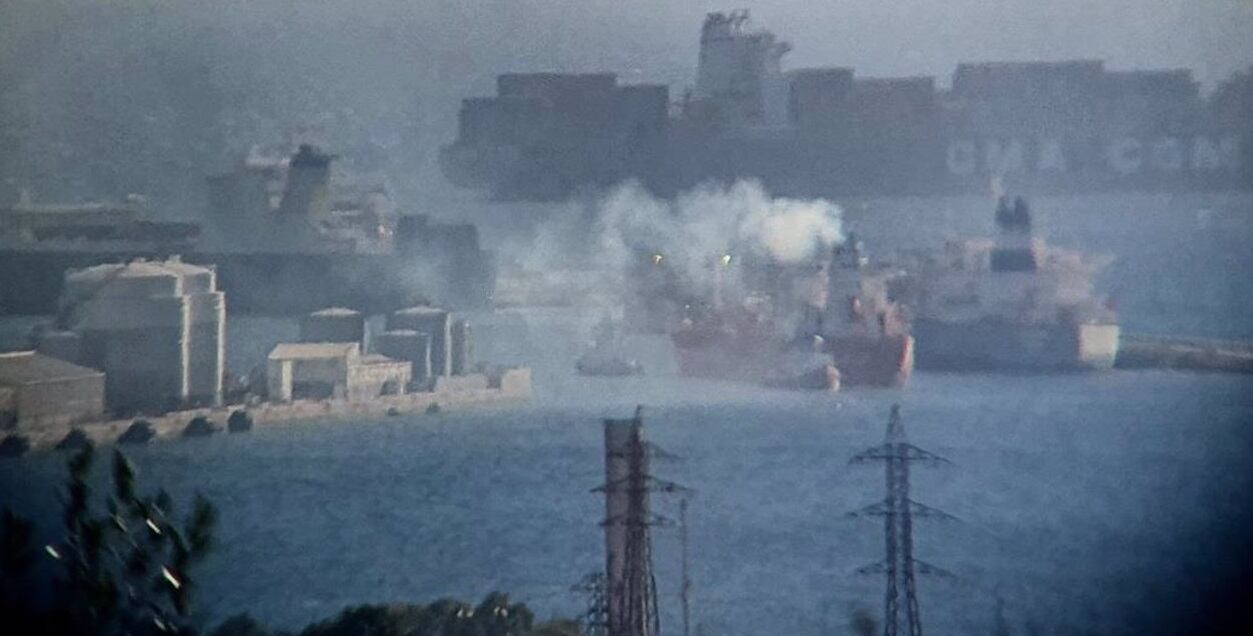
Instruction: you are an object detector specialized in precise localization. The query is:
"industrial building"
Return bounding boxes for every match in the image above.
[382,305,476,389]
[43,257,226,413]
[300,307,366,344]
[266,342,410,403]
[0,351,105,429]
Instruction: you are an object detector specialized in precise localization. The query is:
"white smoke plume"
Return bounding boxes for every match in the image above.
[502,179,844,308]
[596,179,843,270]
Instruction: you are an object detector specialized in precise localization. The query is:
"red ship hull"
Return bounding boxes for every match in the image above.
[671,329,910,389]
[825,334,914,387]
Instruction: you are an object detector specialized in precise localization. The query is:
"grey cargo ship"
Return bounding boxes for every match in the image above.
[0,145,496,316]
[440,11,1251,200]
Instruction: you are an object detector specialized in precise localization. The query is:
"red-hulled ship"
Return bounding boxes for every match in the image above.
[666,234,912,389]
[819,235,914,387]
[671,299,841,391]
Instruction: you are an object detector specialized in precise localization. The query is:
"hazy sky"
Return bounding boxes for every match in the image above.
[1,0,1250,205]
[4,0,1252,87]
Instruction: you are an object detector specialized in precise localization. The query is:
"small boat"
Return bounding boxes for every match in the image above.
[576,317,644,377]
[763,351,841,391]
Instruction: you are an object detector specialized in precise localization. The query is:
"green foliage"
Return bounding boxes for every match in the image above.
[227,410,254,433]
[119,420,157,445]
[0,433,31,457]
[210,613,283,636]
[184,416,219,438]
[0,446,218,636]
[0,509,37,604]
[296,592,545,636]
[850,606,878,636]
[56,429,94,451]
[4,449,575,636]
[525,619,581,636]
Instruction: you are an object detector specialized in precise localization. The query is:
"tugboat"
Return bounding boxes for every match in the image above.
[576,316,644,376]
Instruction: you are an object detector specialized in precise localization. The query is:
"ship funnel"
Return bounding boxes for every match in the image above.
[995,195,1033,234]
[279,144,334,219]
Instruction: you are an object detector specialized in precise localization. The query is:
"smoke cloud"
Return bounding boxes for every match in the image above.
[500,180,843,307]
[595,178,842,272]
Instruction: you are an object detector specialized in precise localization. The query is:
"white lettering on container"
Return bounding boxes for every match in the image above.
[1038,139,1067,172]
[984,139,1025,174]
[1151,137,1184,171]
[946,140,977,176]
[1108,138,1142,175]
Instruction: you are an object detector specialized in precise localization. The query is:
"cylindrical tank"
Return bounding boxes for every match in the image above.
[279,145,332,219]
[56,258,224,414]
[80,294,189,413]
[301,307,365,344]
[374,329,432,384]
[162,259,216,294]
[386,306,451,377]
[98,262,183,298]
[65,261,182,301]
[186,291,226,406]
[36,330,83,366]
[451,319,474,375]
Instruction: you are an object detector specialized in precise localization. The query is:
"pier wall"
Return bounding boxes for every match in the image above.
[16,370,531,451]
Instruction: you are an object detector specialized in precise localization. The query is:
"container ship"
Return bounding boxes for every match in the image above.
[661,234,912,389]
[903,197,1120,371]
[441,11,1251,201]
[0,145,496,316]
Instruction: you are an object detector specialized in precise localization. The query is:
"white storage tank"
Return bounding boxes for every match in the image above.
[95,261,184,299]
[59,258,226,413]
[451,319,474,375]
[186,290,226,406]
[387,306,452,377]
[161,257,217,294]
[373,329,432,384]
[35,330,83,366]
[79,293,189,413]
[301,307,365,345]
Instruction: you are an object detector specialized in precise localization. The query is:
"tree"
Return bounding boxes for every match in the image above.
[0,445,218,636]
[295,592,561,636]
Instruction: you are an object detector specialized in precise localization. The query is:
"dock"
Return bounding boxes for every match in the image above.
[1115,334,1253,374]
[15,368,531,452]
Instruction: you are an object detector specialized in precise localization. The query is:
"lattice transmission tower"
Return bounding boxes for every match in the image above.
[850,404,953,636]
[594,406,688,636]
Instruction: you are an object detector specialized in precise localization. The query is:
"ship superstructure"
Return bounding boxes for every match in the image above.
[908,198,1120,371]
[0,144,497,315]
[817,236,914,387]
[441,11,1251,199]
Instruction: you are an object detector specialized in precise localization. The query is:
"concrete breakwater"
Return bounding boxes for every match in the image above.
[1115,334,1253,374]
[17,368,531,452]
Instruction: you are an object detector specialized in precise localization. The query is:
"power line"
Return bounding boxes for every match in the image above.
[850,404,952,636]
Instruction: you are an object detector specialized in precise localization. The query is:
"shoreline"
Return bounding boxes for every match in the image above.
[15,368,531,452]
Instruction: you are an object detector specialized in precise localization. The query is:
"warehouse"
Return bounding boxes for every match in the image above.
[267,342,410,403]
[0,351,105,430]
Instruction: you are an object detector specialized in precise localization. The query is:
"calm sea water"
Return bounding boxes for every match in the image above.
[2,192,1252,635]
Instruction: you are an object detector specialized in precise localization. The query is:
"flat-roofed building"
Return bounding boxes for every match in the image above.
[0,351,104,429]
[267,342,409,403]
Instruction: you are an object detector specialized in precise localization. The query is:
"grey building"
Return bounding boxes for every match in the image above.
[0,351,105,429]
